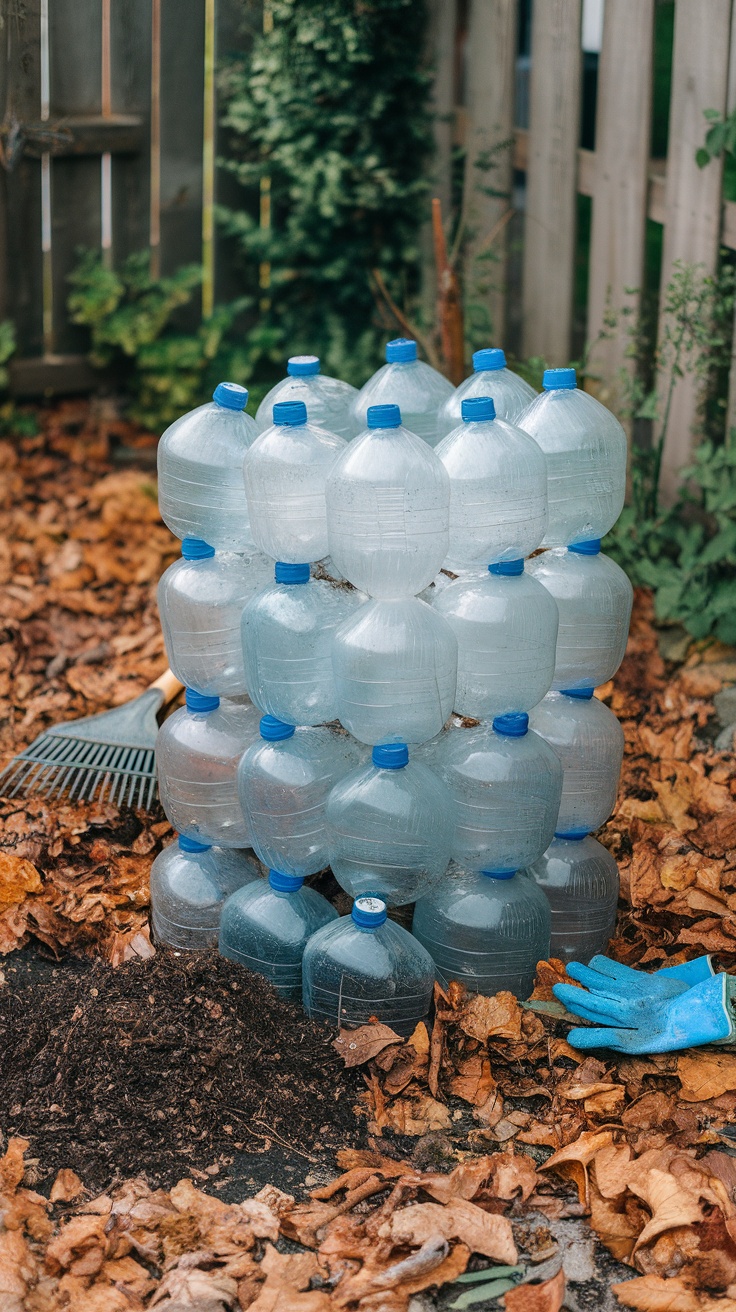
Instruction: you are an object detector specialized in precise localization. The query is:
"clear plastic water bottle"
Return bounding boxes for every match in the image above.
[219,868,338,999]
[526,541,633,691]
[150,835,260,950]
[437,348,537,437]
[435,397,548,569]
[427,713,563,871]
[350,338,453,447]
[243,400,347,563]
[412,865,551,1000]
[325,742,453,905]
[155,689,261,847]
[241,562,360,725]
[255,356,360,441]
[325,403,450,598]
[158,382,258,552]
[332,597,458,745]
[529,834,619,964]
[432,560,559,719]
[529,689,624,835]
[516,368,627,546]
[158,538,273,698]
[302,895,436,1036]
[237,715,359,876]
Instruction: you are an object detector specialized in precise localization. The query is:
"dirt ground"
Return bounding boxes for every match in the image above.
[2,405,736,1311]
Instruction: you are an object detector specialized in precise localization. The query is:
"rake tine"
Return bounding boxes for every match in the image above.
[68,742,116,800]
[9,758,50,798]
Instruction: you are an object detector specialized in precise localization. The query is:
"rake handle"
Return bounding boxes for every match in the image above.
[150,669,184,704]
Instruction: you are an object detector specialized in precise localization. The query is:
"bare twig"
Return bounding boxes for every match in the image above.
[369,267,441,371]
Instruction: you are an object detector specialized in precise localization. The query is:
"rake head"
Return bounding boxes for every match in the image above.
[0,686,166,810]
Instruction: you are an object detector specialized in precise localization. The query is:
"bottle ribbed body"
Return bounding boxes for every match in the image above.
[332,598,458,745]
[325,423,450,597]
[158,401,258,551]
[517,387,627,546]
[219,881,337,998]
[158,549,273,697]
[302,915,435,1036]
[243,420,346,563]
[432,571,558,718]
[529,835,619,963]
[155,699,261,847]
[435,416,548,567]
[529,692,625,834]
[427,721,563,870]
[527,548,633,690]
[150,841,259,950]
[413,866,551,1000]
[241,577,360,724]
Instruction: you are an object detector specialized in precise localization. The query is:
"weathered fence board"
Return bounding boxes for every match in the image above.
[4,0,45,358]
[586,0,655,412]
[461,0,517,344]
[111,0,153,266]
[658,0,732,497]
[522,0,583,365]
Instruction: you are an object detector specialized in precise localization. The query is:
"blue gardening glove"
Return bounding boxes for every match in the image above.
[553,972,736,1054]
[554,954,715,1027]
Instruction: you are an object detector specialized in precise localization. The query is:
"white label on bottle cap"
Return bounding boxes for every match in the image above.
[355,896,386,914]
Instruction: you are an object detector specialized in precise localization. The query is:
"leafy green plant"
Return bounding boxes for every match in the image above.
[696,105,736,201]
[218,0,433,387]
[604,260,736,643]
[68,251,250,430]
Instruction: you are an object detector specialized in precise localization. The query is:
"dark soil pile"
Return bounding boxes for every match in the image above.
[0,948,361,1192]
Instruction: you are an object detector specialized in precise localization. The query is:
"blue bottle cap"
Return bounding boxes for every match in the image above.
[367,403,401,429]
[480,868,517,880]
[269,869,305,891]
[489,559,524,576]
[275,562,310,584]
[543,368,576,391]
[372,743,409,769]
[473,348,506,372]
[259,714,296,741]
[185,688,220,713]
[568,539,601,555]
[213,381,248,410]
[492,712,529,737]
[287,355,320,377]
[273,400,308,426]
[386,338,417,363]
[178,834,212,853]
[560,687,595,700]
[554,830,588,841]
[352,895,388,927]
[181,537,215,561]
[461,396,496,423]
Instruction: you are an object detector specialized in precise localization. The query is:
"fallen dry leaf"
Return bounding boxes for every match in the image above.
[676,1051,736,1102]
[49,1168,84,1203]
[333,1023,402,1068]
[503,1267,565,1312]
[456,991,523,1043]
[380,1199,517,1264]
[0,853,42,907]
[612,1273,736,1311]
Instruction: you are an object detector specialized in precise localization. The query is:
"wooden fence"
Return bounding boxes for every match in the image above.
[3,0,736,494]
[0,0,244,395]
[436,0,736,497]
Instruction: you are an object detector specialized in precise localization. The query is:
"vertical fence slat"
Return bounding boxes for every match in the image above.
[111,0,152,266]
[522,0,583,365]
[462,0,517,346]
[159,0,205,319]
[725,0,736,438]
[49,0,103,354]
[586,0,655,408]
[5,0,44,355]
[420,0,457,326]
[658,0,732,498]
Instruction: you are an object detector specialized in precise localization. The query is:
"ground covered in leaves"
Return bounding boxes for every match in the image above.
[2,406,736,1310]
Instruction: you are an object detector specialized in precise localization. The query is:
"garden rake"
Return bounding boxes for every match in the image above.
[0,670,183,810]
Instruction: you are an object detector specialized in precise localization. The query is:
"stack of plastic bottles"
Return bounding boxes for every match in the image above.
[151,343,632,1030]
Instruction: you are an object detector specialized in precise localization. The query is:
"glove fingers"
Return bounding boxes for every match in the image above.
[567,1026,641,1053]
[553,985,628,1026]
[564,961,620,994]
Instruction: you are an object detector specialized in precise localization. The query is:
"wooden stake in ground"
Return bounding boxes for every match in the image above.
[432,197,465,385]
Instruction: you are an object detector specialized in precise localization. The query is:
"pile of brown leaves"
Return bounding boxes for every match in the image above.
[599,592,736,967]
[336,976,736,1309]
[0,1135,572,1312]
